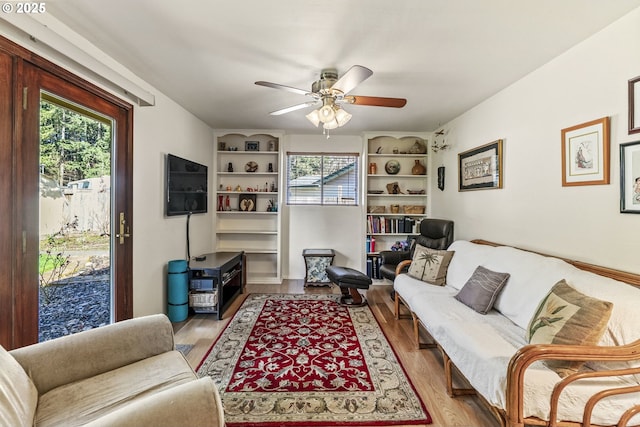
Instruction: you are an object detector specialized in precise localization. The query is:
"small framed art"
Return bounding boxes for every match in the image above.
[620,140,640,214]
[561,117,610,186]
[458,139,503,191]
[245,141,260,151]
[629,76,640,135]
[238,193,256,212]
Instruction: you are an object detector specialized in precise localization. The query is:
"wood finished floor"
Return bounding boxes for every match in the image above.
[172,280,499,427]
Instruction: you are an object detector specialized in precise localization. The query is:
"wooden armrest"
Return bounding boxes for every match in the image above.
[506,339,640,427]
[395,259,412,276]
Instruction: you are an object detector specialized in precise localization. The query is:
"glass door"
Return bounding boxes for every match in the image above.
[38,93,114,341]
[6,59,133,348]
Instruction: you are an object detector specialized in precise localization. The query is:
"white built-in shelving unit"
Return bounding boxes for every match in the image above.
[364,132,431,274]
[214,131,283,284]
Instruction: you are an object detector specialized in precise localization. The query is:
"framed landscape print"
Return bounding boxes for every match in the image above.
[458,139,503,191]
[561,117,610,186]
[620,141,640,214]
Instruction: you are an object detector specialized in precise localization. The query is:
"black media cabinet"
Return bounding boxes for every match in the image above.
[188,251,245,320]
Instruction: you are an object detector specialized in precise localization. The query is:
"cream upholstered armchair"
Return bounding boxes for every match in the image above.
[1,314,224,427]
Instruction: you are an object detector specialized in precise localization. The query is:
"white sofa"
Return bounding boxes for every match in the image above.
[394,240,640,427]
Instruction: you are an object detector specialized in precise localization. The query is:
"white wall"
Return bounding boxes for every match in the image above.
[431,7,640,274]
[132,93,214,316]
[282,134,365,279]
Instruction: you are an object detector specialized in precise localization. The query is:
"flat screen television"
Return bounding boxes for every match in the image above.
[166,154,208,216]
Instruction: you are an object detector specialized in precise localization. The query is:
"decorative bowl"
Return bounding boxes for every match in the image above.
[245,161,258,172]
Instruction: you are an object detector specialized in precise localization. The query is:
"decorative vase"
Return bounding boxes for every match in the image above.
[217,195,224,211]
[227,162,233,172]
[412,160,426,175]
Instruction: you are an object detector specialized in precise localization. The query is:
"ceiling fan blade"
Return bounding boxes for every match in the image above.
[331,65,373,95]
[270,101,319,116]
[255,81,311,96]
[345,95,407,108]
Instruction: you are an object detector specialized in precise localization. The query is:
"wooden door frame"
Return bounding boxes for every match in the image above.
[0,35,133,349]
[0,48,14,348]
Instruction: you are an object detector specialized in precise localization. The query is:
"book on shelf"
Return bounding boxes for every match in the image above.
[366,254,381,279]
[367,215,420,234]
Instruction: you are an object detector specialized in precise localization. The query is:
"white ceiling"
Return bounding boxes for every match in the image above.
[44,0,640,134]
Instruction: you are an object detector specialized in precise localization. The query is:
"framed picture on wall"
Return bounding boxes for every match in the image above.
[458,139,503,191]
[630,76,640,135]
[620,141,640,214]
[561,117,610,186]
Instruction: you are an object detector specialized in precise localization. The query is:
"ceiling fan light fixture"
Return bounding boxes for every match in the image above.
[322,119,339,130]
[318,104,336,123]
[305,109,320,127]
[334,107,352,127]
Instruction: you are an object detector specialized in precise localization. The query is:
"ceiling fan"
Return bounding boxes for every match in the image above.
[255,65,406,131]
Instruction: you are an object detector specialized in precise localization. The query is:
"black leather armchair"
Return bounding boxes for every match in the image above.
[379,218,454,282]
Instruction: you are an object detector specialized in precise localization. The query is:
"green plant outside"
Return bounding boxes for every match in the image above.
[39,253,63,274]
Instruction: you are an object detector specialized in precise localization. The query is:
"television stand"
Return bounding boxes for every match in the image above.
[188,251,245,320]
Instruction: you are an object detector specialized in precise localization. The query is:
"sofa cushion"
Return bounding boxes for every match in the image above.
[410,289,526,409]
[407,244,454,286]
[445,240,496,290]
[35,350,197,427]
[455,266,510,314]
[528,280,613,376]
[0,345,38,427]
[394,274,457,312]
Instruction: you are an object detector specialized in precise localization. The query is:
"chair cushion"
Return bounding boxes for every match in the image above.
[35,351,197,427]
[326,266,372,288]
[527,280,613,377]
[1,345,38,427]
[455,265,510,314]
[407,244,454,286]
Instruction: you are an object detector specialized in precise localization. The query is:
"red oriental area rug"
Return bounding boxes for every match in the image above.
[197,294,431,426]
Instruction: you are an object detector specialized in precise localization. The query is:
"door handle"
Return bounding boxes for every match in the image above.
[115,212,131,244]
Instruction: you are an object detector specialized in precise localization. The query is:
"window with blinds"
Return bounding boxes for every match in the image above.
[286,153,359,205]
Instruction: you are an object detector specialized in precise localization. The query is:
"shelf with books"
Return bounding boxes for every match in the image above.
[215,130,283,284]
[363,133,430,271]
[366,215,423,235]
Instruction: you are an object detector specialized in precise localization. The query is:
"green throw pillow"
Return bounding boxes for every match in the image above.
[527,280,613,377]
[406,244,454,286]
